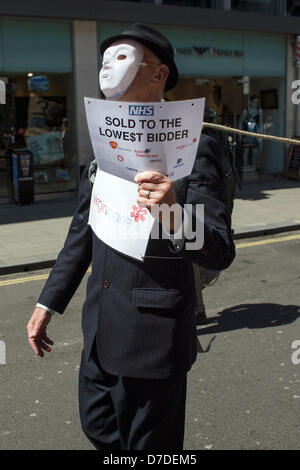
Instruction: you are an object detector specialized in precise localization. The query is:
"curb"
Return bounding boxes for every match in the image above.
[1,222,300,276]
[0,260,56,276]
[234,222,300,240]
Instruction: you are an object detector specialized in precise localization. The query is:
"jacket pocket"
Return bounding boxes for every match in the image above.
[132,287,185,310]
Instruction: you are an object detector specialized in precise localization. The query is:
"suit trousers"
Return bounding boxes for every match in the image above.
[79,341,187,450]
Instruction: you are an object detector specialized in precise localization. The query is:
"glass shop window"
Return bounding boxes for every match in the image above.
[162,0,216,6]
[231,0,277,14]
[0,72,76,201]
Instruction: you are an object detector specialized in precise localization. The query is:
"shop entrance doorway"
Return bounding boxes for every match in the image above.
[164,76,284,176]
[165,76,244,178]
[164,76,244,127]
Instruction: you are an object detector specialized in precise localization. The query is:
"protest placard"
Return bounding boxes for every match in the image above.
[84,97,205,182]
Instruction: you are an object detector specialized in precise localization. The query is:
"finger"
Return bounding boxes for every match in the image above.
[28,337,43,356]
[138,189,154,200]
[41,334,54,346]
[135,172,165,184]
[141,187,169,201]
[139,181,172,195]
[137,183,157,193]
[29,336,52,355]
[139,189,168,204]
[137,189,160,202]
[137,196,151,208]
[40,341,52,353]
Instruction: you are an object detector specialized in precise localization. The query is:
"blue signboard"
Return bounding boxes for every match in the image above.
[28,75,50,92]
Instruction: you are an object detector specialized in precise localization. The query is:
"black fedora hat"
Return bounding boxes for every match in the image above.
[100,23,178,92]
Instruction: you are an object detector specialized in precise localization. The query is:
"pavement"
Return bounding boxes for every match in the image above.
[0,175,299,275]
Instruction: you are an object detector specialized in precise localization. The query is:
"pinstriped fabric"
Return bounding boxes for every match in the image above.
[92,235,196,378]
[38,134,235,379]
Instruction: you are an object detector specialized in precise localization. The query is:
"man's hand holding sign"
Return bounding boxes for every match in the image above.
[135,171,180,233]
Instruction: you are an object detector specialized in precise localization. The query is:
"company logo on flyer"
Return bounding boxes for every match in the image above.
[130,205,148,223]
[128,105,154,116]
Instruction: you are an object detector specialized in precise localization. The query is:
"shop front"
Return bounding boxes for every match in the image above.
[0,19,76,204]
[98,23,287,175]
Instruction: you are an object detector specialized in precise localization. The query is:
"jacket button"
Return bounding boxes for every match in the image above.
[103,280,110,289]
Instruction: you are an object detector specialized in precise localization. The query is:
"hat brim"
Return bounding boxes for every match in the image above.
[100,33,178,92]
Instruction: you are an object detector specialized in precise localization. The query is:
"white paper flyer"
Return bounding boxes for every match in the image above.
[88,169,155,261]
[84,97,205,182]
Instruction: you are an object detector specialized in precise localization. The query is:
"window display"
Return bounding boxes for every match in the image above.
[0,73,76,202]
[165,75,284,176]
[238,94,263,172]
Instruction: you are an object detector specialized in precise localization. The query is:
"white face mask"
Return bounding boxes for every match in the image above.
[99,39,144,100]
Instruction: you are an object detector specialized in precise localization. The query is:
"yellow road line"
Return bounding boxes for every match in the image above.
[0,234,299,287]
[0,267,92,287]
[236,233,300,249]
[0,273,49,287]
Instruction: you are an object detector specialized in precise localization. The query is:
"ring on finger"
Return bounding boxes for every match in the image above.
[145,190,151,199]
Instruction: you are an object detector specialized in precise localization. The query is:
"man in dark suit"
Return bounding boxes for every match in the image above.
[27,24,235,450]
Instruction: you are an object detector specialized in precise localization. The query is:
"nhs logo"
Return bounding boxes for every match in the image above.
[128,105,154,116]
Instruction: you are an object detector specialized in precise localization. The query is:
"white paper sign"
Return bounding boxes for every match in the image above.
[84,97,205,182]
[88,169,155,261]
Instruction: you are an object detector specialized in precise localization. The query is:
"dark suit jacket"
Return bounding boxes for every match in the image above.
[38,134,235,379]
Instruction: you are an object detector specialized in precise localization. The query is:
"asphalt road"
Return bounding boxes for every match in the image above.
[0,231,299,450]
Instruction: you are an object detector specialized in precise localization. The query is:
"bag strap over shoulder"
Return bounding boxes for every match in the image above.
[88,159,97,186]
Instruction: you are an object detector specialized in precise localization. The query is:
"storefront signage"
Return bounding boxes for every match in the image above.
[174,46,243,58]
[99,25,286,77]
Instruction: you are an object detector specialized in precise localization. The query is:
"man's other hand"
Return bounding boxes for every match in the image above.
[27,307,53,357]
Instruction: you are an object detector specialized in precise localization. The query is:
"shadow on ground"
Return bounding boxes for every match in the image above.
[0,197,77,225]
[198,302,300,352]
[235,177,300,202]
